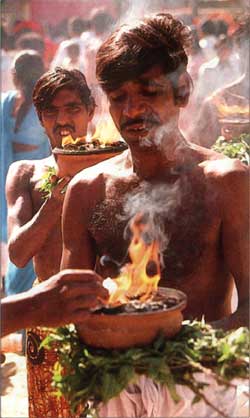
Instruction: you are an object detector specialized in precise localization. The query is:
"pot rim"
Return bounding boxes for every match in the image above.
[91,287,187,317]
[52,143,128,156]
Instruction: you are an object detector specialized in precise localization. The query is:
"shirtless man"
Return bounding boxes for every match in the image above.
[61,13,249,332]
[6,67,97,418]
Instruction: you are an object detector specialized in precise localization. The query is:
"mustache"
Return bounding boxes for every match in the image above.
[120,116,160,130]
[53,124,75,134]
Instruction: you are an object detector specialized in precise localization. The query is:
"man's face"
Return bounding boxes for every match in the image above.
[107,65,180,146]
[41,88,93,149]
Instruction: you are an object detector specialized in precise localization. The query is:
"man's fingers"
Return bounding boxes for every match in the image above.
[67,294,101,312]
[60,281,108,300]
[60,269,104,283]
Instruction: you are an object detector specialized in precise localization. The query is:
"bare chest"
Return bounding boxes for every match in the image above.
[89,174,220,280]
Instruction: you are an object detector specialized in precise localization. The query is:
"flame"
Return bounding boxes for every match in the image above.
[103,214,161,306]
[61,135,86,147]
[92,116,121,145]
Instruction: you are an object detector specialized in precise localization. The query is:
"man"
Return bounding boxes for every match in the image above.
[6,67,95,418]
[60,14,248,416]
[191,14,250,147]
[195,34,241,105]
[2,269,107,337]
[62,13,248,330]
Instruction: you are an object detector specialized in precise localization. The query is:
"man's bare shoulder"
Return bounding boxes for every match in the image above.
[7,156,54,182]
[70,150,130,188]
[189,142,248,181]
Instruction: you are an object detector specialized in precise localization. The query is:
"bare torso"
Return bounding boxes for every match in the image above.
[7,156,63,282]
[62,143,249,324]
[29,159,63,280]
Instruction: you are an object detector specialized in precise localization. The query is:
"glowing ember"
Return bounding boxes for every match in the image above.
[61,135,86,148]
[103,214,161,306]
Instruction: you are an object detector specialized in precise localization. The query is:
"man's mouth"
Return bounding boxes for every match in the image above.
[121,119,158,135]
[54,127,75,137]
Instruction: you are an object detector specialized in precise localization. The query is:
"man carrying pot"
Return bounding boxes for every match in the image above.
[6,67,96,418]
[60,12,248,417]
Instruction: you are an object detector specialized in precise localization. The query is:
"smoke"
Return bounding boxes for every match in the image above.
[122,179,182,267]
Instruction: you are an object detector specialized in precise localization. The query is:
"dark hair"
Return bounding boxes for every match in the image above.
[96,13,192,104]
[15,32,45,55]
[12,50,45,132]
[91,11,115,35]
[33,67,95,121]
[67,17,85,36]
[200,19,217,36]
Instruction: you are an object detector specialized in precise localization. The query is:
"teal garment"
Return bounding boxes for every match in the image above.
[1,90,51,294]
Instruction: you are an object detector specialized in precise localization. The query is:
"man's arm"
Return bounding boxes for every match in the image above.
[1,269,108,337]
[61,175,100,270]
[214,161,249,330]
[6,162,70,267]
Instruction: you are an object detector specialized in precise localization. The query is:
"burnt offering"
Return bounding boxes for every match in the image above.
[60,139,127,153]
[94,294,179,315]
[52,141,127,178]
[76,287,187,349]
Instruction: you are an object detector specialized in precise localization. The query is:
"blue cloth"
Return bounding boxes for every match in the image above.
[1,90,51,294]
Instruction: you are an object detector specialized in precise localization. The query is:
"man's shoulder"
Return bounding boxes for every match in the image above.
[7,156,54,182]
[70,151,129,188]
[199,152,248,183]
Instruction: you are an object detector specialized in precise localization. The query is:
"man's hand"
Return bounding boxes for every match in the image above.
[33,269,109,327]
[1,270,109,336]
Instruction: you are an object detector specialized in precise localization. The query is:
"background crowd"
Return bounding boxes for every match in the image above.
[1,0,249,319]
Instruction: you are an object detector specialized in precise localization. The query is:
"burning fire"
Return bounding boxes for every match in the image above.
[103,214,161,306]
[91,116,121,145]
[61,135,86,148]
[61,116,121,148]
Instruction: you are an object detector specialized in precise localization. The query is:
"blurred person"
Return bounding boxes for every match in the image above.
[1,25,16,92]
[12,19,58,67]
[61,40,85,72]
[195,34,242,105]
[6,67,95,418]
[84,10,116,132]
[85,10,116,86]
[61,12,248,417]
[15,31,45,61]
[190,14,250,148]
[179,26,205,139]
[50,17,89,70]
[1,50,51,296]
[198,19,218,61]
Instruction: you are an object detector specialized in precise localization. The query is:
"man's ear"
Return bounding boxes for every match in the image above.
[175,72,192,107]
[88,104,95,122]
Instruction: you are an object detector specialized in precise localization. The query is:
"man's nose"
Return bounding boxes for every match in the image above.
[56,109,70,125]
[123,97,146,119]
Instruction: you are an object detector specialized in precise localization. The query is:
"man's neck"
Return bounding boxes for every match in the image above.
[129,130,189,180]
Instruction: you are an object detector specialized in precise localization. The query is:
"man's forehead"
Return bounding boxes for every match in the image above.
[110,65,170,91]
[51,88,82,104]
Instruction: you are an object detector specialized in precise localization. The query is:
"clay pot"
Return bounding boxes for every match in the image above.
[219,118,250,141]
[77,287,187,349]
[53,144,127,178]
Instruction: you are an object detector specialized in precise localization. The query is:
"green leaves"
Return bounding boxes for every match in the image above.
[44,321,249,417]
[39,166,58,198]
[212,133,250,165]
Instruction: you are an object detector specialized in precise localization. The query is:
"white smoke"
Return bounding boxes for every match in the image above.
[122,179,182,267]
